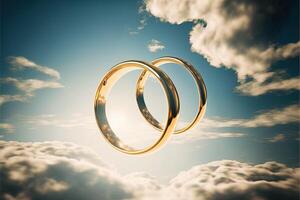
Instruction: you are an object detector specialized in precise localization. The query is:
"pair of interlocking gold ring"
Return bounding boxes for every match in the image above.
[94,57,207,155]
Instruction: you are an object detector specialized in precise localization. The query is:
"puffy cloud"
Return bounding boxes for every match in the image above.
[145,0,300,95]
[0,140,136,200]
[0,123,15,134]
[168,160,300,200]
[8,56,60,80]
[1,140,299,200]
[148,39,165,52]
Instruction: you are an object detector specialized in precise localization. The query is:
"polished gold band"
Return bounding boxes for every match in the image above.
[94,57,206,155]
[136,56,207,134]
[94,60,180,155]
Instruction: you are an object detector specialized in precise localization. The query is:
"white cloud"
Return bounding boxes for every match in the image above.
[167,160,300,200]
[172,104,299,143]
[148,39,165,52]
[1,140,299,200]
[35,178,69,194]
[129,30,139,35]
[0,140,134,200]
[129,4,148,35]
[236,76,300,96]
[0,77,63,96]
[0,57,63,107]
[137,3,148,31]
[268,133,286,143]
[171,130,245,144]
[203,104,300,128]
[8,56,61,80]
[145,0,300,95]
[138,18,147,30]
[0,123,15,134]
[0,94,27,106]
[241,104,300,127]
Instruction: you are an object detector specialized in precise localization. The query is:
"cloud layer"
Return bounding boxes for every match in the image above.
[168,160,300,200]
[0,140,133,200]
[145,0,300,96]
[1,140,299,200]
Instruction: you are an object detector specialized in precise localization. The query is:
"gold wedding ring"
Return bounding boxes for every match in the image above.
[94,57,207,155]
[136,57,207,134]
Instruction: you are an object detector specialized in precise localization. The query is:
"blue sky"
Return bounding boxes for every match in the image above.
[1,0,299,184]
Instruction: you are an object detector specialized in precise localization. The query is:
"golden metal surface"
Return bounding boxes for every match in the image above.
[95,57,207,155]
[136,56,207,134]
[94,60,180,155]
